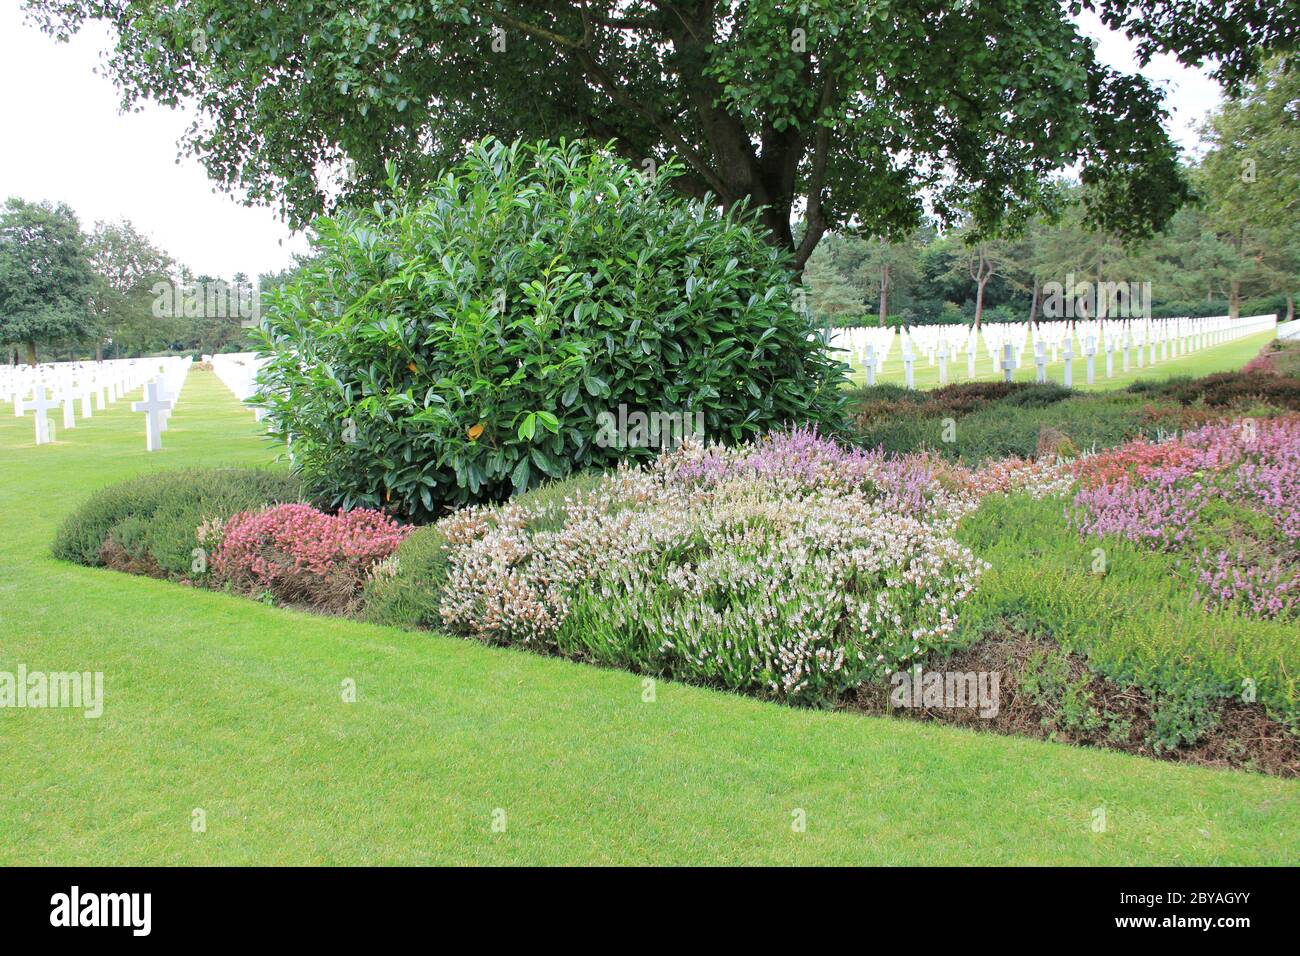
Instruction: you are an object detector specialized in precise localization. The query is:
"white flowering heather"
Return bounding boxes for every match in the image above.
[438,429,993,705]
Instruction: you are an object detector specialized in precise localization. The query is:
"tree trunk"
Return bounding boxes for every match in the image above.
[974,278,988,332]
[1029,276,1039,327]
[1096,252,1106,321]
[95,340,104,361]
[25,341,37,366]
[1287,293,1295,323]
[878,262,890,327]
[1229,279,1241,320]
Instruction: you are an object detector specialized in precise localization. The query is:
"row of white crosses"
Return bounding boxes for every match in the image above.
[6,357,192,450]
[210,351,297,461]
[825,327,895,386]
[6,358,160,445]
[6,359,135,432]
[826,314,1278,388]
[209,352,269,420]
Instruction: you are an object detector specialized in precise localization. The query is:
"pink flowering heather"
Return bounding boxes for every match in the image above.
[215,504,413,610]
[434,430,1091,705]
[1072,416,1300,619]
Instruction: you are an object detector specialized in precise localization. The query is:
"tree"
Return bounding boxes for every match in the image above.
[854,233,924,327]
[946,231,1014,331]
[802,244,862,328]
[1198,54,1300,319]
[0,198,95,365]
[32,1,1290,270]
[1022,196,1143,326]
[86,219,176,359]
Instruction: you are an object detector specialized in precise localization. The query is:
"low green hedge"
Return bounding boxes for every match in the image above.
[851,388,1150,461]
[361,524,451,629]
[53,468,304,576]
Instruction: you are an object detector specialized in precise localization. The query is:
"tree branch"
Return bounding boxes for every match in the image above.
[792,67,838,270]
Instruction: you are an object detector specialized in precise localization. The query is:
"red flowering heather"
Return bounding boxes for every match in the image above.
[215,504,412,610]
[1242,353,1277,375]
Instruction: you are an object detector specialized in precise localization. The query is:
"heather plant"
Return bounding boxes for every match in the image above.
[852,387,1153,462]
[422,429,1098,706]
[1140,368,1300,411]
[1071,416,1300,620]
[851,344,1300,465]
[958,493,1300,727]
[255,138,848,521]
[215,504,413,611]
[360,524,452,629]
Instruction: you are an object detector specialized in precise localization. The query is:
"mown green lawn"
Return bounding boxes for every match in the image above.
[847,330,1276,390]
[1,368,1296,864]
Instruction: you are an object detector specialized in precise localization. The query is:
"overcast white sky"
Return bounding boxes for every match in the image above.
[0,4,1224,278]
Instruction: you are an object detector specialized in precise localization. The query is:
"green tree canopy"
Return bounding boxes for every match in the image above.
[86,218,176,358]
[30,0,1293,268]
[1197,54,1300,318]
[0,198,96,365]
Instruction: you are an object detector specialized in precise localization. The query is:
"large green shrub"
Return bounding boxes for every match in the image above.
[52,469,303,575]
[255,138,848,521]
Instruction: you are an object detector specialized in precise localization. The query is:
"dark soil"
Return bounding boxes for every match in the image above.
[848,631,1299,778]
[99,537,167,579]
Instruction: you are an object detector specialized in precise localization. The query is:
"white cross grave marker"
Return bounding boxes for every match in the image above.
[154,378,175,432]
[938,344,949,386]
[865,344,877,386]
[1034,340,1046,383]
[131,379,173,452]
[1002,342,1015,383]
[1086,335,1096,385]
[21,383,58,445]
[1063,339,1073,388]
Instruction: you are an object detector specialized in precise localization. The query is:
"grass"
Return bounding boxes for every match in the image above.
[1,369,1297,864]
[843,330,1277,390]
[956,495,1300,722]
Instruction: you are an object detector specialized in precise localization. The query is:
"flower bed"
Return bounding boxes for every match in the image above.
[431,428,1073,705]
[1072,416,1300,619]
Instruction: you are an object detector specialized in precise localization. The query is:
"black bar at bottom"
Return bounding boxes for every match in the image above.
[0,866,1289,941]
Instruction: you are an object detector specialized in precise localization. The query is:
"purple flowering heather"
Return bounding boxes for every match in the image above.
[1072,416,1300,620]
[664,426,951,518]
